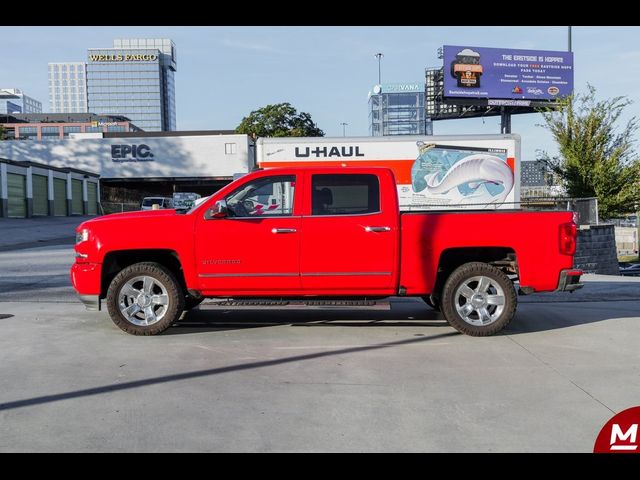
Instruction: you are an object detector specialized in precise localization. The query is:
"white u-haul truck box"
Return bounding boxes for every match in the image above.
[256,134,521,210]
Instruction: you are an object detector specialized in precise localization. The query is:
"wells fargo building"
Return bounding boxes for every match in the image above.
[87,39,177,132]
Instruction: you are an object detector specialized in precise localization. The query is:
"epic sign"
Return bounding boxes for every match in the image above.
[89,54,158,62]
[111,144,155,163]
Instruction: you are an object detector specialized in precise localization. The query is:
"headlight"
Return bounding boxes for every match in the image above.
[76,229,89,244]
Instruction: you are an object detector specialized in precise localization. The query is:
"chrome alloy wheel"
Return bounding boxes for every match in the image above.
[118,275,169,326]
[454,275,506,326]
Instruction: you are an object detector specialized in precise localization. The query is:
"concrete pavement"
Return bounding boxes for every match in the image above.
[0,216,94,252]
[0,244,639,451]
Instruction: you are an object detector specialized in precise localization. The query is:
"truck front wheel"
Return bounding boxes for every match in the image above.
[106,262,185,335]
[441,262,516,336]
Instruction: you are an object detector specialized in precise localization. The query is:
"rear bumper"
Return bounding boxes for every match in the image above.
[556,269,584,292]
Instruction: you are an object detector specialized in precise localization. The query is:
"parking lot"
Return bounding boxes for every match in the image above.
[1,236,639,452]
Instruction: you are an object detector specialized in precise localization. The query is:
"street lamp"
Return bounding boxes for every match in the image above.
[340,122,348,137]
[374,53,383,85]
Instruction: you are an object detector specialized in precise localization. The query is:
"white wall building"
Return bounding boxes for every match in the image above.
[0,88,43,114]
[0,133,253,180]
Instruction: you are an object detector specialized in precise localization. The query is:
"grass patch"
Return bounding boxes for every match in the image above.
[619,255,639,263]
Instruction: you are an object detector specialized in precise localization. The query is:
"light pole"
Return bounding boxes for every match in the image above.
[568,26,572,52]
[374,52,383,85]
[340,122,348,137]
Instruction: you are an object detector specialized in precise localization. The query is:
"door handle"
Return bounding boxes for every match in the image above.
[364,226,391,232]
[271,228,297,234]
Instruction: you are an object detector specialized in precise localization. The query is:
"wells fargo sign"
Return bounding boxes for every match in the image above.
[89,54,158,62]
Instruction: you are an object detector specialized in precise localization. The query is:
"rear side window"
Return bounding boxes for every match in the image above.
[311,174,380,216]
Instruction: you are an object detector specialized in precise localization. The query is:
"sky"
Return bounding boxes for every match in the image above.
[1,26,639,161]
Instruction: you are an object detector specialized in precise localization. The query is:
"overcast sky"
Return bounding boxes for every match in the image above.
[1,26,638,160]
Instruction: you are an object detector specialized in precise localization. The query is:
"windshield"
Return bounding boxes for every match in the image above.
[185,195,212,214]
[142,198,164,207]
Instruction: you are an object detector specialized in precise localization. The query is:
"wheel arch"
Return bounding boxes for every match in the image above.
[432,246,518,302]
[101,249,186,299]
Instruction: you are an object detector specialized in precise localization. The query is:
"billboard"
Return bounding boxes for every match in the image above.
[443,45,573,101]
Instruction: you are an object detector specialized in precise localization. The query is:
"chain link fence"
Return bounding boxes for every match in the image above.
[100,202,140,215]
[521,197,599,226]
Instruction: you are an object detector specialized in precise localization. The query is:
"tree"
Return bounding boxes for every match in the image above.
[538,85,640,219]
[0,125,7,140]
[236,103,324,138]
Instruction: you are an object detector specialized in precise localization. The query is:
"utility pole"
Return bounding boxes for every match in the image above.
[500,107,511,134]
[340,122,348,137]
[568,26,572,52]
[374,53,383,84]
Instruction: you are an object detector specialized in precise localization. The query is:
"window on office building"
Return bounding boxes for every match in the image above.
[41,126,60,141]
[63,126,81,138]
[17,126,38,140]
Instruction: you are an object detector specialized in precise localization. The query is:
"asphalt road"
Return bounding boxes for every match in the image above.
[1,245,639,452]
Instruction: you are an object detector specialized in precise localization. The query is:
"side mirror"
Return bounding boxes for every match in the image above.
[206,199,229,219]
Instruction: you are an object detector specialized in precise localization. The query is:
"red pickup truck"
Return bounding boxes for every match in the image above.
[71,167,582,336]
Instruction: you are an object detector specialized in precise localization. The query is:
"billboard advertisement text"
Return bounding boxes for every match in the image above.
[443,45,573,101]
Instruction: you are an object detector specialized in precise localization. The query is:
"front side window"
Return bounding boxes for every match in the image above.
[225,176,295,217]
[311,174,380,216]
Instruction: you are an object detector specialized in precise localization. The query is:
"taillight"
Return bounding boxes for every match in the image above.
[559,222,577,255]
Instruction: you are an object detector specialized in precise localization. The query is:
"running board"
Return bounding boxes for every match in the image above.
[199,299,391,310]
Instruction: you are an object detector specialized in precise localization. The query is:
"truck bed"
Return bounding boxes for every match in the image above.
[399,210,575,295]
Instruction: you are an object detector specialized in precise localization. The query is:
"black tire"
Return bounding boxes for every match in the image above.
[441,262,516,337]
[106,262,185,336]
[422,295,441,311]
[184,296,204,311]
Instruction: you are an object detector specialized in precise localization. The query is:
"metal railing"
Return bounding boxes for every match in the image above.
[100,202,140,215]
[521,197,599,226]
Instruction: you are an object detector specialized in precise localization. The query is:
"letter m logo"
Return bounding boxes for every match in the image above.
[610,424,638,451]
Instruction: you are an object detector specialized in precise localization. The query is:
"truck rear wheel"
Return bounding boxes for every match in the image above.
[441,262,516,336]
[106,262,185,335]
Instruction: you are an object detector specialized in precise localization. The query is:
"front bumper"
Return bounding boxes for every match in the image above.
[556,269,584,292]
[70,262,102,310]
[78,294,101,311]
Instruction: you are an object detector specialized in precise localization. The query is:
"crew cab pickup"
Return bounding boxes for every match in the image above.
[71,167,583,336]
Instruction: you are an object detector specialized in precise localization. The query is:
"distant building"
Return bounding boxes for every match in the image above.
[0,88,42,114]
[48,63,89,113]
[521,160,553,187]
[368,83,432,136]
[86,38,177,132]
[520,160,565,198]
[0,113,141,141]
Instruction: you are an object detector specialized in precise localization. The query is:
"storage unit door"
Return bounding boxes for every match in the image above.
[7,173,27,218]
[87,182,98,215]
[71,179,83,215]
[53,178,67,216]
[32,174,49,216]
